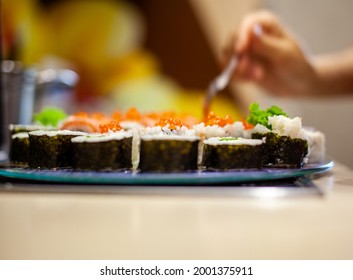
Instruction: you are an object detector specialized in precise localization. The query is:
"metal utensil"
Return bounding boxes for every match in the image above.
[203,55,238,119]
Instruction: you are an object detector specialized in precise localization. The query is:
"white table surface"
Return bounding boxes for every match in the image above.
[0,162,352,260]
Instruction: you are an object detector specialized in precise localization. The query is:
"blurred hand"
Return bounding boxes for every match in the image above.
[223,10,319,97]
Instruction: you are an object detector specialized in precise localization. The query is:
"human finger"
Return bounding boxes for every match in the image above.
[233,55,265,81]
[251,32,290,64]
[236,10,285,54]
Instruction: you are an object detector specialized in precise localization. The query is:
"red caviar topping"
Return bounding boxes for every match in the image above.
[155,118,183,130]
[125,107,142,121]
[205,112,233,127]
[91,112,108,120]
[160,111,177,119]
[99,121,122,133]
[144,112,160,121]
[111,111,123,122]
[242,118,254,130]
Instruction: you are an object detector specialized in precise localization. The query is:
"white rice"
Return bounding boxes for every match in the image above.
[142,125,197,137]
[11,132,29,139]
[130,128,141,171]
[243,124,270,138]
[120,121,145,131]
[193,122,244,138]
[29,130,87,137]
[9,124,49,132]
[303,129,326,163]
[268,115,306,139]
[204,137,264,146]
[71,131,132,143]
[141,134,199,141]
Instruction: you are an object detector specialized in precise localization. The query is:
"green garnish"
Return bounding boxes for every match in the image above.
[246,102,287,129]
[33,107,68,127]
[220,137,238,141]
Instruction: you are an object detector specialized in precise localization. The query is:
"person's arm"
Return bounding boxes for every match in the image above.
[313,49,353,96]
[224,10,353,97]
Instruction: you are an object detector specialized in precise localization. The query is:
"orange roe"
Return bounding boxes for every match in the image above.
[160,111,177,119]
[91,112,108,120]
[242,118,254,130]
[73,112,89,118]
[204,112,233,127]
[155,117,183,130]
[111,111,123,122]
[99,121,122,133]
[125,107,142,121]
[144,112,160,121]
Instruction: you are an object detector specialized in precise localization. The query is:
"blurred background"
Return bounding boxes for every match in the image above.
[1,0,353,167]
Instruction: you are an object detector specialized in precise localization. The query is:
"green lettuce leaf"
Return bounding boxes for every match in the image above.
[33,107,67,127]
[246,102,287,129]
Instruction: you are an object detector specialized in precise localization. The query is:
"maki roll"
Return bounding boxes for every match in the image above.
[138,135,200,172]
[252,132,308,168]
[10,132,30,165]
[251,116,308,168]
[138,118,200,172]
[193,112,244,165]
[245,103,310,168]
[202,137,264,170]
[28,130,86,169]
[71,132,133,171]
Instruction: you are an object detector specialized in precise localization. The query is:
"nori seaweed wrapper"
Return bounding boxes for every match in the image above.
[202,143,263,170]
[138,138,199,172]
[73,137,132,171]
[252,132,308,168]
[28,132,82,169]
[10,133,29,165]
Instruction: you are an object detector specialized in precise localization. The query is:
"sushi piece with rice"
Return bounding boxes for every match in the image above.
[193,112,244,165]
[71,132,133,171]
[138,119,200,172]
[202,137,264,170]
[10,132,30,165]
[247,103,309,168]
[9,107,68,166]
[28,130,86,169]
[139,135,199,172]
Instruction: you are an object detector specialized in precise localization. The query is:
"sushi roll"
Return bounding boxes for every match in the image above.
[252,132,308,168]
[138,119,200,172]
[251,116,308,168]
[71,132,133,171]
[193,112,245,165]
[202,137,264,170]
[10,132,30,165]
[138,134,200,172]
[28,130,86,169]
